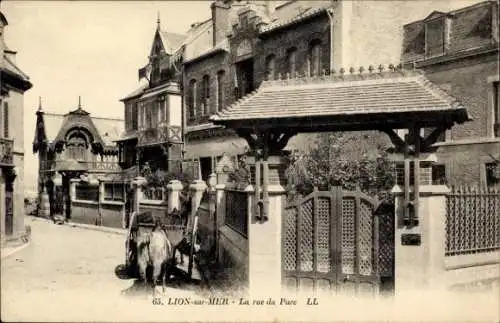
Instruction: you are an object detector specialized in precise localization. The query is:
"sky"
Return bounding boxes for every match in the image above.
[1,0,212,194]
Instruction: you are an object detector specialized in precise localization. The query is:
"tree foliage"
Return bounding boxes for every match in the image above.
[286,132,395,202]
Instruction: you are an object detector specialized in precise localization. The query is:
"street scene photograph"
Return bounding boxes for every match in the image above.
[0,0,499,322]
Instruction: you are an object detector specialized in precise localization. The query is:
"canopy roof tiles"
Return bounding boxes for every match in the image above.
[211,67,471,132]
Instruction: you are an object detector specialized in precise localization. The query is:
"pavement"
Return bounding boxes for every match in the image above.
[0,216,209,322]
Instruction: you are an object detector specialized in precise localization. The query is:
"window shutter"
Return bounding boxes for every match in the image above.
[4,102,9,138]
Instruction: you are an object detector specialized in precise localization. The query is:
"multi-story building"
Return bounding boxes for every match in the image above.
[32,99,124,227]
[402,0,499,187]
[1,9,33,243]
[180,0,482,181]
[117,19,185,180]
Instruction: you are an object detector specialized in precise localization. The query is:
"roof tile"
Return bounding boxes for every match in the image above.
[211,68,468,123]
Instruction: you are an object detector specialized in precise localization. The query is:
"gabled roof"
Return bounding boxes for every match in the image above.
[211,67,471,132]
[422,10,448,21]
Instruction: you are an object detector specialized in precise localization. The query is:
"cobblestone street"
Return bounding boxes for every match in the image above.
[0,216,209,322]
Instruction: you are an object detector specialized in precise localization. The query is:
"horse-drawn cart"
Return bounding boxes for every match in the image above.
[122,201,199,283]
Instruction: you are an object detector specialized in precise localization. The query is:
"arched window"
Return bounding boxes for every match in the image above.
[286,47,297,78]
[217,70,225,112]
[308,40,322,76]
[202,75,210,115]
[188,79,197,120]
[265,54,276,80]
[66,134,87,161]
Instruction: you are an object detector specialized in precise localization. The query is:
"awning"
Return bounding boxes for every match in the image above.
[184,137,248,159]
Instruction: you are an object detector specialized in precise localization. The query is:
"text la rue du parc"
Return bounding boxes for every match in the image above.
[152,296,319,306]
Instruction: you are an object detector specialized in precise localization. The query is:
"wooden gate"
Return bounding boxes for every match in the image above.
[282,186,394,296]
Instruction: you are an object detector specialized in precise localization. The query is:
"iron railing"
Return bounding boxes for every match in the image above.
[446,186,500,256]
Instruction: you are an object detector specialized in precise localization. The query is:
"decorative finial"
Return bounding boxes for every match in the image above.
[349,67,355,74]
[378,64,385,73]
[78,96,82,109]
[157,11,161,29]
[368,65,374,73]
[339,67,345,75]
[38,96,42,111]
[359,66,365,74]
[388,63,395,71]
[396,63,403,70]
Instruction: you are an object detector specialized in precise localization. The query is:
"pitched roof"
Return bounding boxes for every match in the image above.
[260,0,333,34]
[120,84,148,102]
[211,67,470,131]
[2,54,32,89]
[38,111,123,147]
[159,31,187,54]
[182,19,213,62]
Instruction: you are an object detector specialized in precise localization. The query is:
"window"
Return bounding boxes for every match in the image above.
[265,54,276,80]
[157,96,167,124]
[286,47,297,78]
[202,75,210,115]
[104,183,125,202]
[493,81,499,137]
[308,40,322,76]
[132,103,138,130]
[486,163,500,187]
[3,102,8,138]
[217,70,225,111]
[66,135,87,161]
[432,164,447,185]
[188,79,197,120]
[75,184,99,202]
[425,18,446,58]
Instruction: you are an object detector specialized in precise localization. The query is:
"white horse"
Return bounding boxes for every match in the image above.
[136,225,175,297]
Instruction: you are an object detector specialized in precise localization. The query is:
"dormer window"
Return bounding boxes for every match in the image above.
[425,17,448,58]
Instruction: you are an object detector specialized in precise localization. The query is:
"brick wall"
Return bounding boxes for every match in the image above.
[423,54,498,140]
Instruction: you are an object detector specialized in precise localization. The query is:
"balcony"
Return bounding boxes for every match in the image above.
[138,124,182,147]
[0,138,14,166]
[40,160,121,173]
[84,161,121,172]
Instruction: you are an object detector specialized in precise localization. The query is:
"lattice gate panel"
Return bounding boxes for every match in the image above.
[358,200,373,276]
[316,197,331,273]
[283,206,297,271]
[341,197,356,274]
[378,208,395,278]
[299,198,314,272]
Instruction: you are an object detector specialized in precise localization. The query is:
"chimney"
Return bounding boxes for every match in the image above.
[265,0,274,17]
[211,0,231,46]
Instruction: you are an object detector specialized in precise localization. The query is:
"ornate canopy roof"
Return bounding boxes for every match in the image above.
[210,66,471,133]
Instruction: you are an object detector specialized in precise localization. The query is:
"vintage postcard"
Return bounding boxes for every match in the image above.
[1,0,499,322]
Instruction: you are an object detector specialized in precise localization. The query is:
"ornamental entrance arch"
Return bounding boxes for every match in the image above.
[210,66,470,296]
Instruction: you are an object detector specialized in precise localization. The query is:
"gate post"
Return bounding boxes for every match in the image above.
[246,155,288,298]
[392,159,449,294]
[167,179,183,213]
